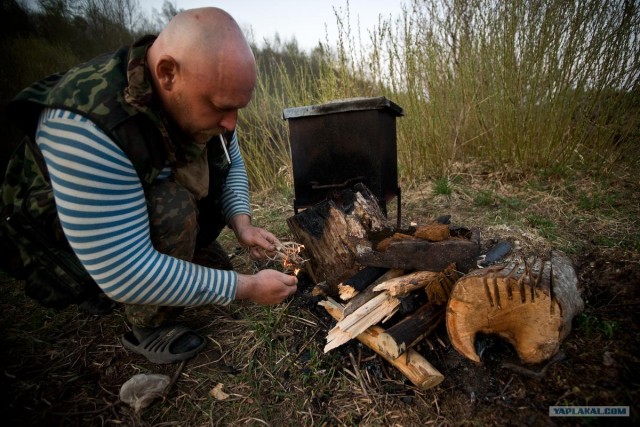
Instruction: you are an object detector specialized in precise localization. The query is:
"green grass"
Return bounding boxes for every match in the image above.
[592,235,623,249]
[4,1,637,193]
[527,213,558,240]
[498,195,523,211]
[575,313,619,340]
[474,190,494,207]
[432,177,453,196]
[578,191,617,211]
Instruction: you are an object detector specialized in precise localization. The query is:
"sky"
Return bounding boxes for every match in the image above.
[141,0,407,52]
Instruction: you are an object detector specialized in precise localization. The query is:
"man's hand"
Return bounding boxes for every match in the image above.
[229,214,298,305]
[229,214,280,260]
[236,270,298,305]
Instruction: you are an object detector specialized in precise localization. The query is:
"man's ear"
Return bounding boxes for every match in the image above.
[155,55,179,90]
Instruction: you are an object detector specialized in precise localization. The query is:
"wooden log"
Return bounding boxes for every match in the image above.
[424,263,459,305]
[372,267,457,298]
[357,228,481,274]
[397,291,429,316]
[375,216,452,252]
[287,183,392,295]
[446,250,584,364]
[413,223,450,241]
[378,303,445,359]
[320,298,444,389]
[327,267,456,353]
[376,232,415,251]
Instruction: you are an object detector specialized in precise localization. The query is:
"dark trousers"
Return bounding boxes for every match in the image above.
[124,180,234,328]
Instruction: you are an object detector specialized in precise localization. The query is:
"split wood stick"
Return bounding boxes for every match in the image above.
[324,292,400,353]
[343,268,405,317]
[372,270,445,297]
[320,298,444,389]
[377,303,445,359]
[337,284,359,302]
[372,264,458,301]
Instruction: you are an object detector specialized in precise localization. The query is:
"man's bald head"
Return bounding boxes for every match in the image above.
[152,8,256,79]
[147,8,257,141]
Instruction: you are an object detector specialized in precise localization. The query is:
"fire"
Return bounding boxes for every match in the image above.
[274,242,306,276]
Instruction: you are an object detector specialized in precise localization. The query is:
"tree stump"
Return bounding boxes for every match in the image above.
[446,250,584,364]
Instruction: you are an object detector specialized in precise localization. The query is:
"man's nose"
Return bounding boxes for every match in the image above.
[220,110,238,131]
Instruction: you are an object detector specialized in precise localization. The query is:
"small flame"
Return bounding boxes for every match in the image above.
[276,242,305,276]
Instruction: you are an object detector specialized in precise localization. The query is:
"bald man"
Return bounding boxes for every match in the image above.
[1,8,297,364]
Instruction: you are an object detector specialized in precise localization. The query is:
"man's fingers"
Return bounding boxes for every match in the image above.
[248,246,265,260]
[261,235,280,253]
[262,233,279,251]
[286,276,298,287]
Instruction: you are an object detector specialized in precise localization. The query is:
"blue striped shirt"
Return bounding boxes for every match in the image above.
[35,108,252,306]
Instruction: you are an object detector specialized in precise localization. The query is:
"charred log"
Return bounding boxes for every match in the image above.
[287,184,392,294]
[378,303,445,359]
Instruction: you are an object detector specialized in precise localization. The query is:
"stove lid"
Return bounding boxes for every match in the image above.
[282,96,404,120]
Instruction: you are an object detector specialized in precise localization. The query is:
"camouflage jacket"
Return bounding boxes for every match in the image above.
[7,35,232,189]
[0,36,232,306]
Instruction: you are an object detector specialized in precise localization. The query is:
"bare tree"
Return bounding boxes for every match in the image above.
[152,0,180,29]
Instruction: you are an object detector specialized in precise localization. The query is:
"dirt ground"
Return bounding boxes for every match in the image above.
[1,166,638,426]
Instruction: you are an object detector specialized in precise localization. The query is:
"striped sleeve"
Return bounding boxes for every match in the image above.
[220,131,252,222]
[35,108,238,306]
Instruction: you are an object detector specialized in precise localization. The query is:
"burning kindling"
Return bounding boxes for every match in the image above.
[268,241,307,276]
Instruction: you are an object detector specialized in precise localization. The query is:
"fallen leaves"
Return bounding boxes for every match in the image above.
[209,383,229,400]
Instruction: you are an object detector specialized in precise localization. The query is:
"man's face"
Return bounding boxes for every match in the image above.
[162,61,256,144]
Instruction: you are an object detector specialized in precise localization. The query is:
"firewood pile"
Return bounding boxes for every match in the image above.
[287,184,584,389]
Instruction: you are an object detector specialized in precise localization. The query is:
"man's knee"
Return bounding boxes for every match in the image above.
[192,240,234,271]
[146,181,198,260]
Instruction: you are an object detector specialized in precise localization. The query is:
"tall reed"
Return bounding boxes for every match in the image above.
[239,0,639,191]
[364,0,639,178]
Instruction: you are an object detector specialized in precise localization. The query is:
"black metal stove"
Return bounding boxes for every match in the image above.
[282,96,403,223]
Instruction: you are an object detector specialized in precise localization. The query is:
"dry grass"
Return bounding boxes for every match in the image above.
[1,161,639,426]
[237,0,640,191]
